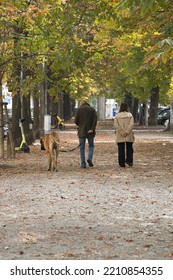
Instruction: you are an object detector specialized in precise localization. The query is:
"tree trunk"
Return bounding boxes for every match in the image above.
[0,81,4,158]
[11,26,23,147]
[124,92,132,113]
[58,92,64,119]
[170,100,173,133]
[12,93,21,147]
[139,103,147,125]
[22,95,33,144]
[33,96,40,140]
[97,95,105,121]
[63,92,72,121]
[49,95,58,115]
[132,97,139,123]
[148,86,159,126]
[39,91,45,137]
[4,103,15,157]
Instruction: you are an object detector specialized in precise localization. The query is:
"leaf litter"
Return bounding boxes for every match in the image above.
[0,127,173,259]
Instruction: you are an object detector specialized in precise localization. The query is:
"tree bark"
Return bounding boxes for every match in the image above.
[148,86,159,126]
[124,92,132,113]
[11,26,23,147]
[139,103,147,126]
[170,100,173,133]
[22,95,33,145]
[132,97,139,123]
[12,93,21,147]
[33,96,40,140]
[97,95,105,121]
[58,92,64,119]
[4,103,15,157]
[0,81,4,158]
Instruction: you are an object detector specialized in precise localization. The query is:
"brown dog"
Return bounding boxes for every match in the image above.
[40,131,60,171]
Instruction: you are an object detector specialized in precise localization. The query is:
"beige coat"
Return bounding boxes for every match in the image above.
[114,111,134,143]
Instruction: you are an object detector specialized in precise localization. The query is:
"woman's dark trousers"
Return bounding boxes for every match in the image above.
[118,142,133,167]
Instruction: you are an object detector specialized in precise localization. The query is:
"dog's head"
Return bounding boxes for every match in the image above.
[40,137,46,150]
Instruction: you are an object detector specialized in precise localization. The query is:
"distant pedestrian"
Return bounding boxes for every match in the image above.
[114,103,134,167]
[74,100,97,168]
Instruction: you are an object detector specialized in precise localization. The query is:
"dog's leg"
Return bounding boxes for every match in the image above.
[48,152,52,171]
[52,151,55,171]
[52,142,58,171]
[55,149,58,171]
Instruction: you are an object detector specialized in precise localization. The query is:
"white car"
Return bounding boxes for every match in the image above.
[3,124,8,138]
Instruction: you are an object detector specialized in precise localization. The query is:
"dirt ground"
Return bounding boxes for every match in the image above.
[0,122,173,260]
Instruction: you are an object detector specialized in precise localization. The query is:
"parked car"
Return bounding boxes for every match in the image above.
[157,108,170,126]
[3,124,8,138]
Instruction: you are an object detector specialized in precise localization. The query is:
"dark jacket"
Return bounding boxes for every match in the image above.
[74,103,97,137]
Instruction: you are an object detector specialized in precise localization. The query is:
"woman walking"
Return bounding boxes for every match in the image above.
[114,103,134,167]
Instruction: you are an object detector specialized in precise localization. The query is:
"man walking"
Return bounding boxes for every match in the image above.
[74,100,97,168]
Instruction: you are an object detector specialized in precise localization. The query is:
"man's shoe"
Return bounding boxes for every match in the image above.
[119,164,125,167]
[87,159,94,167]
[81,166,86,169]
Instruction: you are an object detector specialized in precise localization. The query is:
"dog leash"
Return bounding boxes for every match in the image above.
[59,143,81,153]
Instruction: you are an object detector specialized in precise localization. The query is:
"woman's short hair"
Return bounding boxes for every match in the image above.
[119,103,128,112]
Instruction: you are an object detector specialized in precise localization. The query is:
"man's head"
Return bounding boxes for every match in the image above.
[80,99,88,106]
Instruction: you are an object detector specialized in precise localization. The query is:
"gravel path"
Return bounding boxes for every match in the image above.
[0,128,173,260]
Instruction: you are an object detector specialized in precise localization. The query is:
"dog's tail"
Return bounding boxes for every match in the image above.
[52,140,58,151]
[40,138,45,150]
[52,136,60,153]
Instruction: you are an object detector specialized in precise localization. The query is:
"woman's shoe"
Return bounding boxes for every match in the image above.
[126,161,133,166]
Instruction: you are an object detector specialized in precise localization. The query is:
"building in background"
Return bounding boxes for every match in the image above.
[106,99,118,118]
[2,83,12,117]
